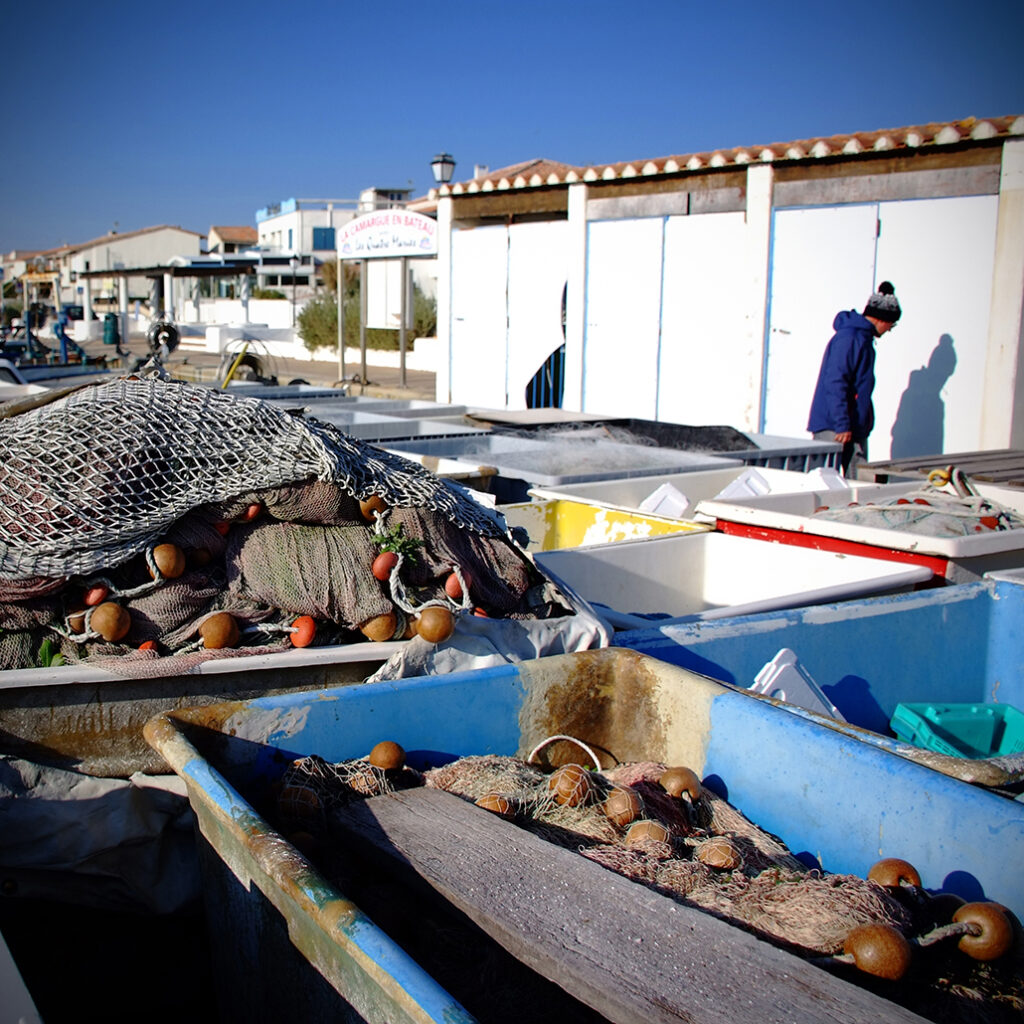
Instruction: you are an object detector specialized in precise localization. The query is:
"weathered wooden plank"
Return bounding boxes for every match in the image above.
[860,450,1024,487]
[332,787,928,1024]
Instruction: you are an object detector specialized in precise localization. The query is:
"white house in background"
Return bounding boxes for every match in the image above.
[256,198,354,256]
[51,225,204,307]
[0,249,43,322]
[429,115,1024,460]
[4,226,203,337]
[256,190,413,260]
[207,225,258,253]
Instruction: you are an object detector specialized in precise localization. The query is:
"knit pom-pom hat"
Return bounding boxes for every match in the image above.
[864,281,901,323]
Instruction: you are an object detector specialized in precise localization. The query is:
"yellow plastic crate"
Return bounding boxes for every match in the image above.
[498,498,709,553]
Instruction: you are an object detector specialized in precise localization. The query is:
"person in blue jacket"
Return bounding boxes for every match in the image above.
[807,281,902,476]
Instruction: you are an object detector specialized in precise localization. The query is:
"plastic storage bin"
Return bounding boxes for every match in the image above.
[306,407,487,441]
[530,466,848,521]
[890,701,1024,759]
[534,530,931,628]
[497,498,709,552]
[496,418,842,471]
[695,479,1024,581]
[386,435,741,502]
[613,571,1024,742]
[0,639,404,778]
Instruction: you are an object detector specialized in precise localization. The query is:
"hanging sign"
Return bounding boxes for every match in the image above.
[337,209,437,259]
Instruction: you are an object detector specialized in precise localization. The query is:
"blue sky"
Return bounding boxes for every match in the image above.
[3,0,1021,252]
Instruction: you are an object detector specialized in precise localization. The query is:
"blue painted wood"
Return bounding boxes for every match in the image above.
[152,647,1024,932]
[525,343,565,408]
[703,691,1019,910]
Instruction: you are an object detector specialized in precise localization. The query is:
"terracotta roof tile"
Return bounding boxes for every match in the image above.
[432,115,1023,198]
[211,225,258,243]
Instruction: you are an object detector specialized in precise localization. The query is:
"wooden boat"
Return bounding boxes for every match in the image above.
[0,641,402,778]
[144,646,1019,1023]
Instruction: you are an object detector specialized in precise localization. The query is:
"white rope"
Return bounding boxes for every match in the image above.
[526,734,604,771]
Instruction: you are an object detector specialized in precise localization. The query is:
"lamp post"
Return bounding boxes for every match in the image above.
[430,152,456,186]
[289,256,298,328]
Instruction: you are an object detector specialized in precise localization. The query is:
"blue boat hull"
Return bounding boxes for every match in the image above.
[147,645,1023,935]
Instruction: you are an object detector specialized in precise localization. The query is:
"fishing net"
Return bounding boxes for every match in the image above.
[276,753,425,826]
[0,375,581,675]
[275,746,908,955]
[273,745,1023,1019]
[811,476,1024,538]
[422,755,911,956]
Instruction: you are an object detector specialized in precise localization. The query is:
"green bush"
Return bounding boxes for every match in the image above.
[298,286,437,354]
[296,295,339,352]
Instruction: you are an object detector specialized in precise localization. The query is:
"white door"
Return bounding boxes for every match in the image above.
[506,220,569,410]
[659,211,756,428]
[450,225,509,408]
[763,205,879,438]
[583,218,665,417]
[873,195,998,460]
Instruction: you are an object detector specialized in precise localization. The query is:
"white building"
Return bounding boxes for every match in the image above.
[430,115,1024,460]
[52,225,204,309]
[254,191,411,257]
[2,226,203,338]
[207,225,258,254]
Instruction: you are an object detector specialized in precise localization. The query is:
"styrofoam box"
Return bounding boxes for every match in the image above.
[530,466,848,521]
[695,480,1024,558]
[306,408,487,441]
[384,435,741,487]
[535,531,932,629]
[254,392,470,419]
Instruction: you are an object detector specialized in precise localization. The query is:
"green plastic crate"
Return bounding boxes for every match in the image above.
[890,701,1024,759]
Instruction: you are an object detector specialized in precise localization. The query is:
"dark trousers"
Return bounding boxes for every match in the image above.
[813,430,867,478]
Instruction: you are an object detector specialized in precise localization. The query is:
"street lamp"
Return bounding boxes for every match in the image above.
[430,153,456,185]
[289,256,298,327]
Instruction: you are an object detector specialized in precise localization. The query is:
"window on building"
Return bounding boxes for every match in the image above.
[288,228,293,249]
[311,227,335,250]
[312,227,336,251]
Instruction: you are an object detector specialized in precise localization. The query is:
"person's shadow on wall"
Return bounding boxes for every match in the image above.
[890,333,957,459]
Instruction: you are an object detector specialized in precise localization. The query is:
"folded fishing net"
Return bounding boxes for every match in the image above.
[273,747,1023,1023]
[0,374,598,676]
[810,469,1024,538]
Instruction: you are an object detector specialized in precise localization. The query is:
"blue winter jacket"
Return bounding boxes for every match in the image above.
[807,310,877,440]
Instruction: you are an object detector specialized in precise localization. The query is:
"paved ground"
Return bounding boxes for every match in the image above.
[72,331,438,402]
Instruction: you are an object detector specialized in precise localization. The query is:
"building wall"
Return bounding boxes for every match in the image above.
[447,220,569,410]
[68,228,202,302]
[763,195,998,461]
[439,140,1024,459]
[256,204,357,254]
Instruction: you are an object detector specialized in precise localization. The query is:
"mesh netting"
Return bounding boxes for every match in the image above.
[0,375,573,673]
[273,750,911,956]
[811,482,1024,538]
[276,753,425,825]
[0,376,505,580]
[272,748,1024,1019]
[423,755,914,956]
